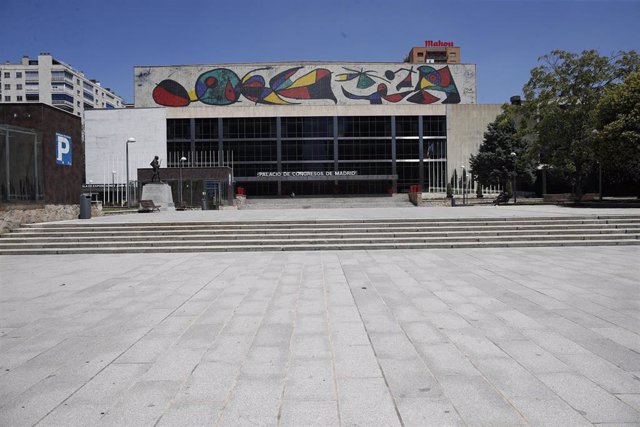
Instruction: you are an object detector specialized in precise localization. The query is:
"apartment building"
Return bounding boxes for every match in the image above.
[405,40,461,64]
[0,53,125,117]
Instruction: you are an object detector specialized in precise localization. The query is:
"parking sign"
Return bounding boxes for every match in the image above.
[55,133,72,166]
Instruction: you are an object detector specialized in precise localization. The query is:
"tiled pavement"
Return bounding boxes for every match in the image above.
[1,206,639,426]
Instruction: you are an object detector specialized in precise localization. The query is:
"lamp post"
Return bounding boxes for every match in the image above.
[111,170,116,206]
[592,129,602,201]
[461,165,466,205]
[510,152,517,204]
[179,156,187,207]
[125,137,136,208]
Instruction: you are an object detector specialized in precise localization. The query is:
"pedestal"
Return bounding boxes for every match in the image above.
[140,182,175,211]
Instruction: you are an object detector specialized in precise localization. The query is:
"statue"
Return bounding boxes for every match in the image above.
[150,155,161,182]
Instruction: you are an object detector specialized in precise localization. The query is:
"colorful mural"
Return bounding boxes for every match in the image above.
[136,63,475,108]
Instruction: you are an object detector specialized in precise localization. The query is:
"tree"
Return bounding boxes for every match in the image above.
[520,49,639,198]
[470,111,531,190]
[595,71,640,184]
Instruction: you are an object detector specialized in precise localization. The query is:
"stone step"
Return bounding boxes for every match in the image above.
[8,224,640,239]
[22,215,640,229]
[3,228,639,243]
[3,214,638,255]
[0,239,637,255]
[1,233,638,250]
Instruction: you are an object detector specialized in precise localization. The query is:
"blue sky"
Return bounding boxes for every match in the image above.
[2,0,639,104]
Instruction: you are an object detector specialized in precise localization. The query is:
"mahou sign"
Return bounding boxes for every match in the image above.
[425,40,455,47]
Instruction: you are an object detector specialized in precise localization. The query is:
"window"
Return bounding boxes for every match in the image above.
[3,72,9,78]
[194,118,217,139]
[16,84,23,90]
[4,96,10,102]
[223,118,276,139]
[4,84,9,91]
[17,96,23,101]
[167,119,191,140]
[338,116,390,137]
[281,117,333,138]
[423,116,446,137]
[16,72,22,78]
[26,93,39,101]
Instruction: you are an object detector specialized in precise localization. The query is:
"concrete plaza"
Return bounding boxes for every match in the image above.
[1,205,639,426]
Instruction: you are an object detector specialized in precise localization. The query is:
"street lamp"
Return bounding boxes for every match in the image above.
[592,129,602,201]
[461,165,467,205]
[179,156,187,208]
[112,170,116,206]
[510,152,517,204]
[125,137,135,207]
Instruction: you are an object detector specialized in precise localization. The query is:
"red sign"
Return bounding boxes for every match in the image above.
[425,40,455,47]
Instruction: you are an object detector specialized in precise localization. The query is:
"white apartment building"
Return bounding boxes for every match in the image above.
[0,53,125,117]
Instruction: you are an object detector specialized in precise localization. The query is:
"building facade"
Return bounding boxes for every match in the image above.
[1,103,84,204]
[0,54,125,118]
[85,60,500,199]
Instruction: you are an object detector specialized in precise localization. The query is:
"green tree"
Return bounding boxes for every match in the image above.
[469,111,530,190]
[595,71,640,184]
[521,49,639,198]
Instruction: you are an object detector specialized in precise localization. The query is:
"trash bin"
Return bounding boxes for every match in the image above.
[451,197,456,207]
[79,194,92,219]
[201,197,208,210]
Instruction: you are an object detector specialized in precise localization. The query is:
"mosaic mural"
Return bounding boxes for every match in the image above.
[135,63,476,108]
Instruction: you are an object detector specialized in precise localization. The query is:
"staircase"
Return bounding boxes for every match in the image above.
[0,215,639,255]
[242,195,413,209]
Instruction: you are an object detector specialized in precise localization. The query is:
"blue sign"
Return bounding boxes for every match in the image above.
[55,133,72,166]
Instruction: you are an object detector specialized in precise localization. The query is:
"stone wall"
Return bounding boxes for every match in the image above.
[0,204,102,235]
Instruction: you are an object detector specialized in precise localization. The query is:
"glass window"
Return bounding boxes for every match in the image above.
[3,72,9,78]
[395,116,419,137]
[396,162,420,192]
[423,116,446,137]
[337,161,392,176]
[194,118,217,140]
[281,140,332,161]
[424,139,447,159]
[234,163,277,177]
[4,84,10,90]
[396,140,419,159]
[223,118,276,139]
[17,96,23,101]
[16,84,23,90]
[16,72,22,78]
[167,119,191,140]
[338,116,391,137]
[4,96,10,102]
[281,117,333,138]
[338,139,391,160]
[224,140,277,162]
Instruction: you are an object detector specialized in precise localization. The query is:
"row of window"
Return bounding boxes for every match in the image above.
[167,139,446,163]
[167,116,447,140]
[3,94,39,102]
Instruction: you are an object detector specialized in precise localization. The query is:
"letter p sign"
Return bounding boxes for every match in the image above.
[55,133,72,166]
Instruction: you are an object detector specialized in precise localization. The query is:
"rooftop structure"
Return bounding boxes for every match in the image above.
[405,40,461,64]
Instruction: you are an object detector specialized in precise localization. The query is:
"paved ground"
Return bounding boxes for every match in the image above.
[1,206,639,426]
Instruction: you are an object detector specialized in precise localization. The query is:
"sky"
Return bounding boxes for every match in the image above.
[1,0,639,105]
